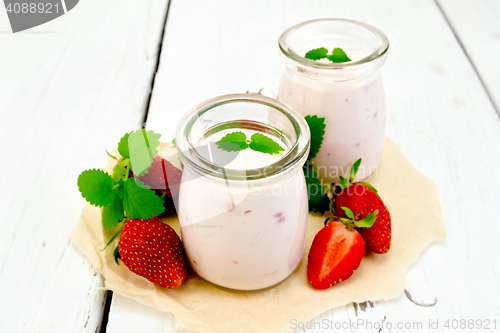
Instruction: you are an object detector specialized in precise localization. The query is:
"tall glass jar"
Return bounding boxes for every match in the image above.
[278,18,389,182]
[175,94,310,291]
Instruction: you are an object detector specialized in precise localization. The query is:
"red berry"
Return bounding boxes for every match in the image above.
[307,221,365,289]
[335,184,391,253]
[118,217,188,289]
[135,156,182,216]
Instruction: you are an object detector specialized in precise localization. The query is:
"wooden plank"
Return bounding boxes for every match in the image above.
[438,0,500,113]
[0,0,169,331]
[107,0,500,332]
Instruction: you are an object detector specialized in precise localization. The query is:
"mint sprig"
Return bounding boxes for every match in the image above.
[77,129,166,232]
[305,47,351,63]
[305,47,328,60]
[215,131,284,155]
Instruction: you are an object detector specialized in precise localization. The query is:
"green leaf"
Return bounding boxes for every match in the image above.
[123,178,165,219]
[327,47,351,63]
[77,169,115,207]
[172,138,176,147]
[249,133,285,155]
[117,132,130,159]
[304,115,326,161]
[304,165,330,214]
[216,131,249,152]
[112,159,130,182]
[349,158,362,182]
[337,176,351,190]
[101,191,124,232]
[341,206,355,220]
[305,47,329,60]
[113,245,121,265]
[359,181,378,194]
[355,210,378,228]
[128,129,162,176]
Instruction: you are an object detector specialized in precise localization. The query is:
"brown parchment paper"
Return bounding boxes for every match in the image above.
[72,138,446,333]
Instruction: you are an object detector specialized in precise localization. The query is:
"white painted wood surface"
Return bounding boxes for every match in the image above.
[107,0,500,332]
[438,0,500,113]
[0,0,169,332]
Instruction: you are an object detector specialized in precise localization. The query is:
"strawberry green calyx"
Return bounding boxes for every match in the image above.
[336,158,378,194]
[325,207,378,230]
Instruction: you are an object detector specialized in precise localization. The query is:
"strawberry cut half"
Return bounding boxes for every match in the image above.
[307,221,365,289]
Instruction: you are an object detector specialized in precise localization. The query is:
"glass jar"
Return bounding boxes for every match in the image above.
[175,94,310,291]
[278,18,389,182]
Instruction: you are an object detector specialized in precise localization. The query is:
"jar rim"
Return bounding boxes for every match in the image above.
[175,94,310,181]
[278,18,390,69]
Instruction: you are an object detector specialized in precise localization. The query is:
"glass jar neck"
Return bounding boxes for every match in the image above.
[279,18,389,82]
[175,94,310,182]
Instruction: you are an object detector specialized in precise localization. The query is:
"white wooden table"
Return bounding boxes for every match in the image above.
[1,1,499,332]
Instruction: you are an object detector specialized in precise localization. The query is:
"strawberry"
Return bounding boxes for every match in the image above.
[307,219,366,289]
[135,156,182,216]
[333,159,391,254]
[118,217,188,289]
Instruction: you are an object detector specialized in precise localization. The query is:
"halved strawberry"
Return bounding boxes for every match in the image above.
[307,220,366,289]
[334,159,391,254]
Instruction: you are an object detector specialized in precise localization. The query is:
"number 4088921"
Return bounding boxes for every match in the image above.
[5,2,60,14]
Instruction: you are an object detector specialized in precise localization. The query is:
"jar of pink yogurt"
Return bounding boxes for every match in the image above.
[278,18,389,182]
[175,94,310,291]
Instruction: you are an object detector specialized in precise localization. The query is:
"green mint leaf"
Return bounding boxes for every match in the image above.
[77,169,114,207]
[305,47,328,60]
[123,178,165,219]
[117,132,130,159]
[216,131,249,152]
[304,115,326,161]
[327,47,351,63]
[113,245,121,265]
[128,129,162,176]
[337,176,351,190]
[349,158,362,182]
[355,210,378,228]
[304,165,330,214]
[172,138,176,147]
[249,133,285,155]
[112,159,130,182]
[359,181,378,194]
[101,191,124,232]
[341,206,355,220]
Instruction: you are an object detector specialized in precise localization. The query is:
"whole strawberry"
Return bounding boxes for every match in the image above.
[307,212,376,289]
[334,159,391,254]
[135,156,182,216]
[118,217,187,289]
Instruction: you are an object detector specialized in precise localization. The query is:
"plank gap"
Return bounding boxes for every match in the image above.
[99,291,113,333]
[434,0,500,118]
[142,0,173,128]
